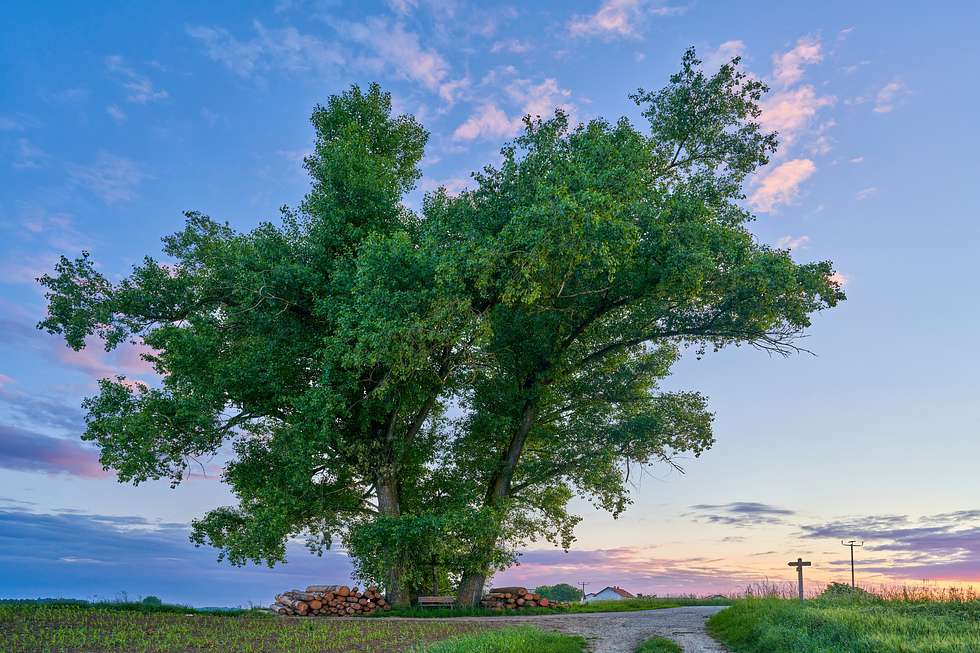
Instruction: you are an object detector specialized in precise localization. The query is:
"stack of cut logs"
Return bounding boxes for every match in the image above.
[480,586,557,611]
[272,585,389,616]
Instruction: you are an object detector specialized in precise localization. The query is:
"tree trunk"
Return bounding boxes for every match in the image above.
[376,476,412,608]
[457,400,539,606]
[457,571,487,607]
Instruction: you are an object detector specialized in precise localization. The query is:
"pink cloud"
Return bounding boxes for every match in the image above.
[772,35,822,87]
[494,547,769,595]
[760,86,835,147]
[874,80,908,113]
[748,159,817,213]
[568,0,683,39]
[54,337,158,383]
[0,424,110,479]
[827,271,848,287]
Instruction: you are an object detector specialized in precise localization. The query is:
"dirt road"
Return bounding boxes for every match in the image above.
[449,605,730,653]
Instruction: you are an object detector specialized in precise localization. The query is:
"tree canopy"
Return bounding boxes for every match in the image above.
[38,49,844,605]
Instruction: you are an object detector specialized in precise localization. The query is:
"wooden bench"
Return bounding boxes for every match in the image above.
[416,596,457,609]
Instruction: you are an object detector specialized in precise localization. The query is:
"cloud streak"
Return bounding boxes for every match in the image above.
[0,508,353,605]
[0,424,108,478]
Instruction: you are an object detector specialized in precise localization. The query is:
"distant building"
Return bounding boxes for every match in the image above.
[583,586,635,602]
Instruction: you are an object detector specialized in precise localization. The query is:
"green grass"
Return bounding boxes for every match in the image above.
[377,596,729,618]
[707,594,980,653]
[0,602,499,652]
[414,626,585,652]
[634,635,683,652]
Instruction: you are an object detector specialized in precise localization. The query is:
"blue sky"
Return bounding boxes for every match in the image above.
[1,0,979,606]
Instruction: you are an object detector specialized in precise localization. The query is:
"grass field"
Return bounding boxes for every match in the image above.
[0,602,500,653]
[416,626,585,652]
[707,587,980,653]
[377,596,730,618]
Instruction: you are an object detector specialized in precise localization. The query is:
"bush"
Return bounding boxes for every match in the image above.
[140,596,163,607]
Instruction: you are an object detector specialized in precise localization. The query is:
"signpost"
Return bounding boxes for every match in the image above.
[788,557,811,602]
[841,540,864,587]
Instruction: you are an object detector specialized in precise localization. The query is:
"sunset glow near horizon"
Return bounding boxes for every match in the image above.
[1,1,978,606]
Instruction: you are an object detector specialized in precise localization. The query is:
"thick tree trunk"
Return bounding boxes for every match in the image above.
[458,400,538,606]
[376,476,413,608]
[457,571,487,607]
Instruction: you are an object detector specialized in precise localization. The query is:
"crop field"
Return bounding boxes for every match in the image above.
[707,587,980,653]
[0,603,503,653]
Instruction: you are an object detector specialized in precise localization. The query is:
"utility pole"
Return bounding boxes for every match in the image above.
[787,558,811,602]
[841,540,864,588]
[579,582,589,603]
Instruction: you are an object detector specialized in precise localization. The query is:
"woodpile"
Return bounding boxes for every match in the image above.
[271,585,389,617]
[480,586,560,611]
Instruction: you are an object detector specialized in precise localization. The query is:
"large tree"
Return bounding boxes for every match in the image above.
[38,50,844,606]
[38,84,478,606]
[421,49,845,603]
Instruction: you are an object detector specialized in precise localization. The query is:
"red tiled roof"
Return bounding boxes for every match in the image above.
[593,586,634,598]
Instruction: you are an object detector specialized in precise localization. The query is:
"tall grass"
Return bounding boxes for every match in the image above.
[707,584,980,653]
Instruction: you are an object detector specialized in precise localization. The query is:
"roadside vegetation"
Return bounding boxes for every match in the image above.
[415,627,585,652]
[707,584,980,653]
[634,635,683,652]
[374,596,730,618]
[0,602,496,653]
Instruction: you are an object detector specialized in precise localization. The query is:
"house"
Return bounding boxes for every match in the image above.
[583,586,635,602]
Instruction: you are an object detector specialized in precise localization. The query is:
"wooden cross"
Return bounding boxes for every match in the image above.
[787,557,811,602]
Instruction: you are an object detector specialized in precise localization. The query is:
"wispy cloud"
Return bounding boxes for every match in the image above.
[491,39,531,54]
[568,0,684,39]
[0,508,354,605]
[855,186,877,200]
[338,16,466,103]
[760,86,835,148]
[12,139,48,170]
[187,22,344,78]
[874,79,908,113]
[495,546,766,595]
[105,105,127,123]
[454,76,574,141]
[689,502,796,526]
[800,511,980,582]
[68,152,148,204]
[0,424,108,478]
[748,158,817,213]
[772,35,822,87]
[105,55,168,104]
[775,235,810,251]
[703,40,746,70]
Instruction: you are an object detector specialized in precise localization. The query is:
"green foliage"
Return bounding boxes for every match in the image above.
[0,603,493,653]
[707,597,980,653]
[415,627,585,653]
[140,596,162,607]
[635,636,683,653]
[535,583,583,602]
[37,48,845,601]
[818,582,877,602]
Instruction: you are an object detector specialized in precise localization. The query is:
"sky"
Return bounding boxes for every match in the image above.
[1,0,979,607]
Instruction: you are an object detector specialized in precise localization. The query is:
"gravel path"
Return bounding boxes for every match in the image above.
[445,606,731,653]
